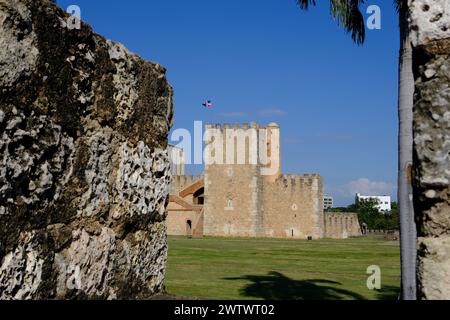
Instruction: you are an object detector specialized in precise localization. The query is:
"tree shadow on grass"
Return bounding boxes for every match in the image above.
[374,285,400,300]
[224,271,366,300]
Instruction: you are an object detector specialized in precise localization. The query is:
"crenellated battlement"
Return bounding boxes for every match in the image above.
[204,122,281,171]
[205,122,279,131]
[273,173,322,190]
[172,175,203,185]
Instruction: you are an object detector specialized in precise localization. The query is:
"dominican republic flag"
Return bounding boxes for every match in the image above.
[202,100,213,108]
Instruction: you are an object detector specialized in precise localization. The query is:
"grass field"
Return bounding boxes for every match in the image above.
[165,236,400,300]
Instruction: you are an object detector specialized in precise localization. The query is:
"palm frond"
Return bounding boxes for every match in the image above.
[296,0,317,10]
[395,0,404,13]
[297,0,366,45]
[330,0,366,45]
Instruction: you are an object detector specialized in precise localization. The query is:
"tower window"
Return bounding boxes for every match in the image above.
[225,197,234,211]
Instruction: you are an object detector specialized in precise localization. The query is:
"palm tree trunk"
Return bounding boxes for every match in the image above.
[397,1,416,300]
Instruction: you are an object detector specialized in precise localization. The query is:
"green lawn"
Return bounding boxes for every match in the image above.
[166,236,400,300]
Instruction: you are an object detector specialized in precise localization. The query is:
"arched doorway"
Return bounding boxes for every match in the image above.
[193,187,204,205]
[186,220,192,238]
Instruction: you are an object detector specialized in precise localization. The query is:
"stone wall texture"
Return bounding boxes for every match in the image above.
[0,0,173,299]
[168,172,326,240]
[324,213,361,239]
[410,0,450,300]
[202,123,323,239]
[167,176,204,237]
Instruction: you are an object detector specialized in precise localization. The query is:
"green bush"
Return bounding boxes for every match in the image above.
[346,200,399,231]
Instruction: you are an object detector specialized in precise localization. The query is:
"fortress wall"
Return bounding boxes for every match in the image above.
[170,175,203,194]
[203,123,268,237]
[202,122,323,239]
[324,213,362,239]
[166,208,203,237]
[204,164,261,237]
[262,175,324,239]
[168,175,204,237]
[168,145,185,176]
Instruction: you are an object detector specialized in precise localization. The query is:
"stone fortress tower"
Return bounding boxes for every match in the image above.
[167,122,360,239]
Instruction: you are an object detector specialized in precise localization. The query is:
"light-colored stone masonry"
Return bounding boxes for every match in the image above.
[168,123,361,240]
[167,175,204,237]
[262,174,324,239]
[324,213,361,239]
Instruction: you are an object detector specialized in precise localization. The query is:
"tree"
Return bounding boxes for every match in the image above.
[386,203,400,231]
[345,199,399,231]
[296,1,366,45]
[395,0,416,301]
[296,0,416,300]
[349,198,381,229]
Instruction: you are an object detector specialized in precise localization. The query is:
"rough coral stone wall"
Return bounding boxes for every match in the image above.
[409,0,450,300]
[0,0,173,299]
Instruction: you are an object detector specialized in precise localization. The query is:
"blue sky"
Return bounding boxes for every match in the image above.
[57,0,399,206]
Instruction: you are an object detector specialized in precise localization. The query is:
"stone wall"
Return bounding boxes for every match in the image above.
[167,176,204,237]
[166,205,204,237]
[263,174,324,239]
[168,145,185,176]
[204,164,263,237]
[409,0,450,300]
[168,172,325,239]
[200,123,324,239]
[203,123,269,237]
[0,0,173,299]
[324,213,361,239]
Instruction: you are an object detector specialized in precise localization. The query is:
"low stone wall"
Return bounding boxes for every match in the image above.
[324,213,361,239]
[263,175,324,239]
[0,0,173,299]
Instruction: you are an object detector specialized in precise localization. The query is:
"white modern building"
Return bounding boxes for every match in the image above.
[356,193,391,212]
[324,195,334,210]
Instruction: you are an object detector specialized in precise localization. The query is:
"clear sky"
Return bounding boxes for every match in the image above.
[57,0,400,206]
